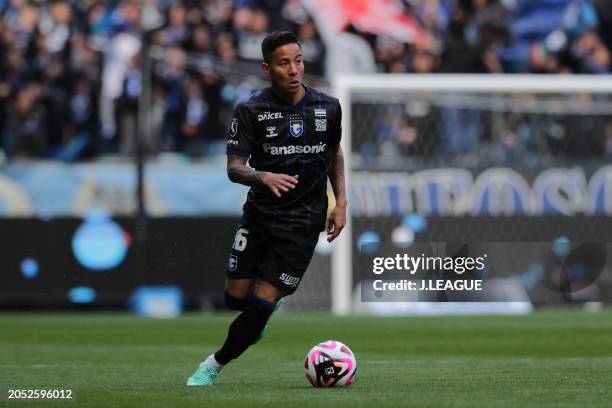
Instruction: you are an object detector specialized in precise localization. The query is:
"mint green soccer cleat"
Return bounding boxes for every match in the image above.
[253,298,284,344]
[186,362,222,386]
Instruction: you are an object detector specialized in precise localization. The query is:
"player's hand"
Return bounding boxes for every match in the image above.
[326,204,346,242]
[262,173,299,197]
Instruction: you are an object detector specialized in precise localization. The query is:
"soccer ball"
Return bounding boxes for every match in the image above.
[304,340,357,387]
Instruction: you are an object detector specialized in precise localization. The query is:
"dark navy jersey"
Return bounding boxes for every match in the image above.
[226,85,342,230]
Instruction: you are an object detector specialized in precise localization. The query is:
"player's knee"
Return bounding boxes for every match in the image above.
[254,280,285,304]
[246,295,276,317]
[225,291,249,311]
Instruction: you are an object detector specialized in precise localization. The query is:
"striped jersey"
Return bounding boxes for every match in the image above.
[226,85,342,230]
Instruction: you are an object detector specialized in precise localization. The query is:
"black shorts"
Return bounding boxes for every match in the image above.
[226,213,320,295]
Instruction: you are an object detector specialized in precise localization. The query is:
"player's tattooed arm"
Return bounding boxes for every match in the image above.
[227,154,299,197]
[327,145,347,242]
[227,154,265,185]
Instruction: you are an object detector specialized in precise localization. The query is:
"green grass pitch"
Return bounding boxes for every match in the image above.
[1,310,611,407]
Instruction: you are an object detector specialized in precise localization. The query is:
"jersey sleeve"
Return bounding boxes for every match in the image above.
[226,103,255,157]
[328,100,342,147]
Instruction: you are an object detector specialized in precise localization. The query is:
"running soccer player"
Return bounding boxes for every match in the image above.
[187,31,346,386]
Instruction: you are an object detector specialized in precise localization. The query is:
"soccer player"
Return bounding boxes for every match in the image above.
[187,31,346,386]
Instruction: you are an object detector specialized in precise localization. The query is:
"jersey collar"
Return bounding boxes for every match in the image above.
[265,84,310,108]
[294,84,310,108]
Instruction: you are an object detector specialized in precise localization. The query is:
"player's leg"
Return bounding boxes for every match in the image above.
[187,281,285,386]
[188,287,281,386]
[252,281,285,344]
[212,281,284,365]
[224,278,256,311]
[187,223,260,386]
[222,276,281,345]
[225,276,283,342]
[254,280,285,303]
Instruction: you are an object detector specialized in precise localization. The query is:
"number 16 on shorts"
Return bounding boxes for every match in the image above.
[228,227,248,272]
[232,227,249,251]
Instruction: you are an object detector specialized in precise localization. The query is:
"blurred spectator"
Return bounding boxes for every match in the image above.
[99,1,142,152]
[296,18,325,76]
[440,4,489,73]
[202,0,233,35]
[234,7,269,60]
[179,75,208,155]
[60,74,97,160]
[215,31,238,62]
[42,57,70,155]
[158,3,189,47]
[570,31,611,73]
[5,82,47,158]
[7,3,38,52]
[117,52,142,155]
[187,24,213,54]
[42,1,73,56]
[157,46,186,151]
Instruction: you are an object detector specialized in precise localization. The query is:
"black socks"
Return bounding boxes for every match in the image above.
[225,291,249,311]
[214,296,275,365]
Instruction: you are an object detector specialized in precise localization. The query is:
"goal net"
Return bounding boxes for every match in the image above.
[330,74,612,315]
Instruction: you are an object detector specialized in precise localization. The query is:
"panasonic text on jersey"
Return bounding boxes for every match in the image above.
[262,142,326,155]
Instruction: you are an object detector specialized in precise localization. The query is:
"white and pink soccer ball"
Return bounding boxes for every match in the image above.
[304,340,357,387]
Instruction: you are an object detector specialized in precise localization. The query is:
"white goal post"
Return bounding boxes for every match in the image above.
[330,74,612,316]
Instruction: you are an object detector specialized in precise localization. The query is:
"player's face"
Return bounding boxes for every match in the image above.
[263,43,304,96]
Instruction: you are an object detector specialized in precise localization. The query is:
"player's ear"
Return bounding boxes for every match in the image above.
[261,62,270,78]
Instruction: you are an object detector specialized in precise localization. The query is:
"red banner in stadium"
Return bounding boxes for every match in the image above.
[304,0,421,42]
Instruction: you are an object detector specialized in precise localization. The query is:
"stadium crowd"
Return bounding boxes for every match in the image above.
[371,0,611,75]
[0,0,610,161]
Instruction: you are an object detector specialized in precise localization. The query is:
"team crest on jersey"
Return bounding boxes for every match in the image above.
[228,255,238,271]
[290,120,304,137]
[230,118,238,137]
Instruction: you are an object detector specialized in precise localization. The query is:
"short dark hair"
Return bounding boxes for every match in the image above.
[261,31,300,63]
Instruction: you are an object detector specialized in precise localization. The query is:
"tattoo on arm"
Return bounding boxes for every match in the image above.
[328,146,347,206]
[227,155,266,187]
